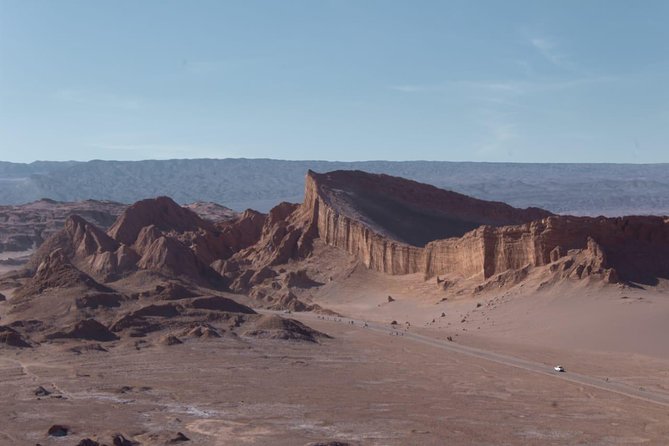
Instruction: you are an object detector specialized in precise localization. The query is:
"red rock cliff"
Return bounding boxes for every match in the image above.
[300,170,669,284]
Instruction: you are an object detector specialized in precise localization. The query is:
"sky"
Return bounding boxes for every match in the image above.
[0,0,667,164]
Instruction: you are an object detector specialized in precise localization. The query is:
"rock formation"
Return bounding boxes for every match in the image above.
[226,170,669,286]
[45,318,119,342]
[31,215,137,281]
[0,325,31,347]
[5,168,669,354]
[25,197,225,286]
[11,169,669,308]
[108,196,214,245]
[243,314,331,342]
[0,198,237,257]
[16,249,113,299]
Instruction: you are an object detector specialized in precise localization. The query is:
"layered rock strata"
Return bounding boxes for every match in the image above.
[295,171,669,284]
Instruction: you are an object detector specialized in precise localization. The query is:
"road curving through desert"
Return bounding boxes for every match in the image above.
[262,309,669,409]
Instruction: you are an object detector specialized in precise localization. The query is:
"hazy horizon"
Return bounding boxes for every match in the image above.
[2,157,669,166]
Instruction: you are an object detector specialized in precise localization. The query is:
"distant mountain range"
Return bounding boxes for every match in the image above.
[1,159,667,216]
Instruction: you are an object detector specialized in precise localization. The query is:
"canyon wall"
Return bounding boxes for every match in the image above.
[302,171,669,284]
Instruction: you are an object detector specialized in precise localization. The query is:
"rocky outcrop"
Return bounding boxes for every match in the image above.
[0,325,31,347]
[282,170,669,285]
[45,318,119,342]
[219,201,317,287]
[108,196,213,246]
[136,234,211,281]
[23,197,234,287]
[307,170,552,246]
[243,314,331,342]
[30,215,138,280]
[16,249,113,298]
[424,215,669,284]
[221,209,266,243]
[294,170,544,276]
[188,296,257,314]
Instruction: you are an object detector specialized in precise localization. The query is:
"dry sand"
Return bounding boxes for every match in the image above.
[3,314,669,446]
[3,243,669,444]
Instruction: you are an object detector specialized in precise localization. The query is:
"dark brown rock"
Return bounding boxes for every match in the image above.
[34,386,51,396]
[189,296,256,314]
[47,425,68,437]
[46,319,118,342]
[169,432,190,442]
[0,325,31,348]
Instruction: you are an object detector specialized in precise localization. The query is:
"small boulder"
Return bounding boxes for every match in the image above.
[47,425,68,437]
[169,432,190,443]
[387,295,395,302]
[34,386,51,397]
[160,334,183,346]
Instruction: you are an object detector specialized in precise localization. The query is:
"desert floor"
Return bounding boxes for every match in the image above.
[2,307,669,445]
[3,255,669,445]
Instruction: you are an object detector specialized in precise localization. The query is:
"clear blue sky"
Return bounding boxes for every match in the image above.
[0,0,667,163]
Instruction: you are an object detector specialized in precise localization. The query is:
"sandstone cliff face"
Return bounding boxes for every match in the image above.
[299,171,669,285]
[307,170,552,246]
[301,170,547,277]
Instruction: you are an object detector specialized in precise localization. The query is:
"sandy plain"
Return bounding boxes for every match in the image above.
[2,253,669,445]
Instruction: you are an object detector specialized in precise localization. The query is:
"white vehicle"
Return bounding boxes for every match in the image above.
[553,365,565,372]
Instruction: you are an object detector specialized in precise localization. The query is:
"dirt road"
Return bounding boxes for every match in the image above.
[273,310,669,409]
